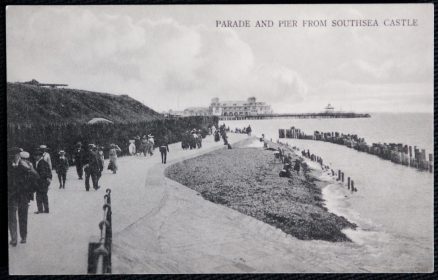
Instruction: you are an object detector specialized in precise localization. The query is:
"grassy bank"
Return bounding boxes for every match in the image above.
[165,138,356,242]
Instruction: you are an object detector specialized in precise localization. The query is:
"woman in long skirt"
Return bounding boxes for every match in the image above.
[108,144,121,174]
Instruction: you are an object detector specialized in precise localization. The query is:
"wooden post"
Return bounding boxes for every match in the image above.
[341,172,344,183]
[409,146,412,166]
[347,177,351,189]
[278,129,285,138]
[338,170,341,181]
[351,180,355,192]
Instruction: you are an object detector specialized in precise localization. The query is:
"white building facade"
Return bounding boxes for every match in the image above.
[209,97,273,116]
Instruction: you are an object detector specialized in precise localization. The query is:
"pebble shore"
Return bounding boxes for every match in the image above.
[165,137,356,242]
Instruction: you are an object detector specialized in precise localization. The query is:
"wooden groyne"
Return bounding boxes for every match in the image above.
[275,141,359,193]
[278,127,433,173]
[219,112,371,121]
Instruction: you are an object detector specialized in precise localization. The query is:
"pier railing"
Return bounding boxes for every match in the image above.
[220,112,371,121]
[87,189,112,274]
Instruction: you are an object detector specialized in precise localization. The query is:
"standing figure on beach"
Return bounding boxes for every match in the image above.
[294,159,301,174]
[73,142,85,179]
[8,148,37,246]
[55,150,69,189]
[246,125,252,136]
[159,137,170,164]
[108,144,121,174]
[214,130,220,142]
[279,163,292,178]
[83,144,102,191]
[34,150,52,214]
[220,128,228,145]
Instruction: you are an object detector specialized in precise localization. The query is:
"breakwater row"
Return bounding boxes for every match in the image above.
[276,141,359,193]
[278,127,433,173]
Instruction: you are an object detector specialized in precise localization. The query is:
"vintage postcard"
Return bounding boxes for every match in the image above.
[6,4,433,274]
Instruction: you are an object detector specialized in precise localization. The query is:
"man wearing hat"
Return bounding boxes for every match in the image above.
[73,142,85,179]
[190,129,198,150]
[55,150,69,189]
[159,137,170,164]
[8,147,36,246]
[39,145,52,170]
[34,149,52,214]
[83,144,102,191]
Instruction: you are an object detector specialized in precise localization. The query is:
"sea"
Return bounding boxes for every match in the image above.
[223,113,434,272]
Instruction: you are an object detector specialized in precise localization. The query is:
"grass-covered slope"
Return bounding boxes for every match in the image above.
[7,82,163,125]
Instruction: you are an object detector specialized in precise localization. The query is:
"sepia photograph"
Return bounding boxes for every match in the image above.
[6,3,434,274]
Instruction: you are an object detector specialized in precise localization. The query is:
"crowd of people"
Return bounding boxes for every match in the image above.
[7,141,124,247]
[233,125,252,136]
[8,145,54,246]
[214,124,232,148]
[275,146,303,178]
[7,124,228,247]
[130,134,155,157]
[181,129,203,150]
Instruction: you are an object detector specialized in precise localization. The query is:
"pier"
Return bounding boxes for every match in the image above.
[279,127,433,173]
[219,112,371,121]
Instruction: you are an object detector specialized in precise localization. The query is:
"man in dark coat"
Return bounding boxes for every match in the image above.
[159,137,170,164]
[294,159,301,174]
[83,144,103,191]
[8,147,37,246]
[34,150,52,214]
[246,125,252,136]
[55,150,69,189]
[73,142,85,179]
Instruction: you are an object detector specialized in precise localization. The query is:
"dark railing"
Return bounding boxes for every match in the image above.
[87,189,112,274]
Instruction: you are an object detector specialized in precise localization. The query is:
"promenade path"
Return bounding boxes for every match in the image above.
[9,133,248,274]
[9,133,405,274]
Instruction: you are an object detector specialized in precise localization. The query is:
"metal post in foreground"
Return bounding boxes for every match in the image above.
[88,189,112,274]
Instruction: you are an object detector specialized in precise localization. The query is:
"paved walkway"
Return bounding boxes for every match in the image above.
[9,133,249,274]
[111,136,373,273]
[9,133,406,274]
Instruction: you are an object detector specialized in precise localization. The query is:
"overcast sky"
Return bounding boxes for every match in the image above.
[7,4,433,113]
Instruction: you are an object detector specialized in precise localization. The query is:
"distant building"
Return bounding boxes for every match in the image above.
[183,107,210,116]
[209,97,273,116]
[165,109,185,117]
[165,107,210,117]
[324,103,335,113]
[21,79,68,88]
[166,96,272,117]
